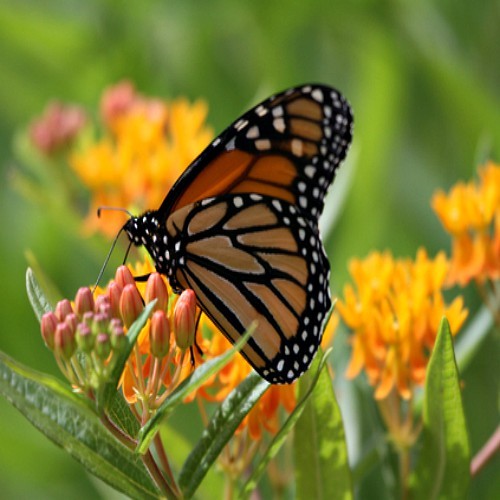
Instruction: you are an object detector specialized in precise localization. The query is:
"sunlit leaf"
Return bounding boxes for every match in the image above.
[26,267,52,320]
[411,318,471,500]
[294,350,353,500]
[241,349,332,497]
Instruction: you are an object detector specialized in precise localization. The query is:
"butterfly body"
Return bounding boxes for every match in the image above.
[124,84,353,383]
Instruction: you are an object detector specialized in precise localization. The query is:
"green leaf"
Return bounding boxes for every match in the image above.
[411,317,471,500]
[137,325,255,453]
[96,300,157,414]
[106,390,141,439]
[294,349,353,500]
[26,267,53,320]
[0,351,159,499]
[178,371,269,498]
[241,349,332,497]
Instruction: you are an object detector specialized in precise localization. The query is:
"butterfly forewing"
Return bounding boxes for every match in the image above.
[158,84,352,221]
[166,194,331,383]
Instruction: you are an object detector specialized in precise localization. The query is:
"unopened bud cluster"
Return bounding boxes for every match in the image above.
[40,265,199,408]
[41,286,126,393]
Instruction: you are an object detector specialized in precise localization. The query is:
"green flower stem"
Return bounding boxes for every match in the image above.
[101,412,179,498]
[154,433,180,497]
[142,448,179,499]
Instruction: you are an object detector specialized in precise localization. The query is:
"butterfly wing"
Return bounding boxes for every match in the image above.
[165,193,331,383]
[158,84,353,220]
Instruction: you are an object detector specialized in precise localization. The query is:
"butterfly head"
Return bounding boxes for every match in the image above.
[124,211,167,266]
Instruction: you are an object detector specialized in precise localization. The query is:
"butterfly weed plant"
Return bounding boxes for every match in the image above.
[2,81,499,499]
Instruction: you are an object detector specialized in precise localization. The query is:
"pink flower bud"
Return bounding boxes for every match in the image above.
[145,273,169,312]
[65,313,78,334]
[107,281,123,317]
[150,310,170,358]
[55,299,73,321]
[74,287,95,317]
[41,312,58,350]
[93,312,109,336]
[55,322,76,360]
[100,80,137,126]
[173,290,197,351]
[30,101,86,155]
[82,311,94,326]
[95,294,111,315]
[76,322,93,352]
[115,265,136,289]
[120,284,144,328]
[110,321,126,351]
[95,332,111,360]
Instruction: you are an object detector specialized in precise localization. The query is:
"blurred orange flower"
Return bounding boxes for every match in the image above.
[337,249,468,400]
[70,81,213,236]
[432,161,500,286]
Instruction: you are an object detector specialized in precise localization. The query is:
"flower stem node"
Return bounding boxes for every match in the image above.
[174,289,197,351]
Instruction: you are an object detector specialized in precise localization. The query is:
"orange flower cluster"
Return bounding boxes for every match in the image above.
[337,249,468,400]
[70,81,213,236]
[432,161,500,286]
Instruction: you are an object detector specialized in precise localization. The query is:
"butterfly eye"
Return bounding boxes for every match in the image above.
[125,84,353,383]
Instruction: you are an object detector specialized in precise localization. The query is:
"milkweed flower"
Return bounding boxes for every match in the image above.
[432,161,500,286]
[41,261,202,416]
[337,248,468,401]
[70,80,213,236]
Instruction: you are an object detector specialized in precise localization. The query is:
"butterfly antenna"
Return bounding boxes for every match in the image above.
[97,206,134,218]
[93,206,134,292]
[93,226,125,293]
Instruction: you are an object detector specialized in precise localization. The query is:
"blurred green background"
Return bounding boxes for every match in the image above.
[1,1,499,498]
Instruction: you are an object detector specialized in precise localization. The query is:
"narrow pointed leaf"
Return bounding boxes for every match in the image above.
[26,267,53,320]
[178,371,268,498]
[96,300,157,413]
[294,350,352,500]
[411,318,471,500]
[241,349,332,497]
[0,351,159,499]
[138,326,255,453]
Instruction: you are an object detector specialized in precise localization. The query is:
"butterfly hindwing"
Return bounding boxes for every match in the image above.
[165,193,331,383]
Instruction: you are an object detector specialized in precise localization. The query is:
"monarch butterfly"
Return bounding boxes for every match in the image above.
[124,84,353,384]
